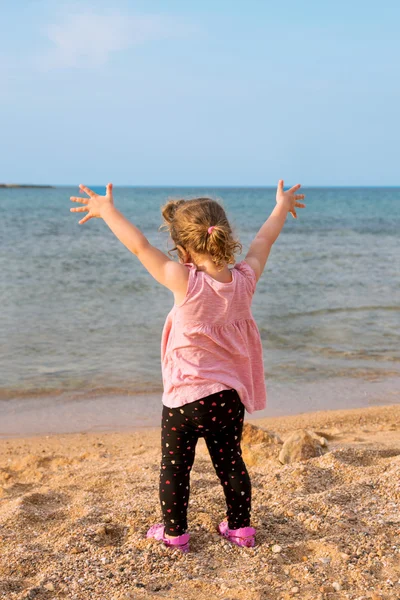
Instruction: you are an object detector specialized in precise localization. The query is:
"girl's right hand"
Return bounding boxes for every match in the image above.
[276,179,306,219]
[70,183,114,225]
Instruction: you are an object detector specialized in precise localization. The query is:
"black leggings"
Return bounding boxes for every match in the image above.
[159,388,252,536]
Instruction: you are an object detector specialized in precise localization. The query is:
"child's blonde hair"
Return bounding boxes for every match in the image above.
[160,197,242,271]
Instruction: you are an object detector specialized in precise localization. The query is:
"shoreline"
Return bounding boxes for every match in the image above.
[1,375,399,440]
[1,400,400,442]
[1,400,399,440]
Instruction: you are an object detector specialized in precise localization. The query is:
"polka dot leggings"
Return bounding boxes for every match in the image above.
[159,388,251,536]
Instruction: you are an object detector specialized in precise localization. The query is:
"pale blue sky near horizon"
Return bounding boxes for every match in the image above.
[1,0,399,186]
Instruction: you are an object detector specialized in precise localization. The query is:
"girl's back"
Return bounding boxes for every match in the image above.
[161,259,267,413]
[70,179,305,551]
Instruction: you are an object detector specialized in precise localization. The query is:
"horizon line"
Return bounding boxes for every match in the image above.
[46,184,400,188]
[2,184,400,189]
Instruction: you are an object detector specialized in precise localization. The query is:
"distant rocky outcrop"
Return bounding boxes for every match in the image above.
[0,184,54,188]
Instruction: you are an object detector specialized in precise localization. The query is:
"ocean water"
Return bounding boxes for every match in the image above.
[1,186,399,435]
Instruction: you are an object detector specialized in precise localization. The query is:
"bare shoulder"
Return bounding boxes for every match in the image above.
[163,260,190,302]
[134,242,190,295]
[240,256,262,282]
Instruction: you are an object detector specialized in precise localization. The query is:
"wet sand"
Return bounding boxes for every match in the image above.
[1,374,399,439]
[0,403,399,599]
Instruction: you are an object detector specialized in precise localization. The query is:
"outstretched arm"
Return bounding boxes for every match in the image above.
[245,180,306,281]
[70,184,189,293]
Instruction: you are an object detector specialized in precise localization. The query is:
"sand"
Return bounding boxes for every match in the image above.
[0,403,399,600]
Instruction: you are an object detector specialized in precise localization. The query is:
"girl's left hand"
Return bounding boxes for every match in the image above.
[276,180,306,219]
[70,183,114,224]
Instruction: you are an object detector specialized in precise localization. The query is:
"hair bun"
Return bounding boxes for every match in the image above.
[161,199,186,224]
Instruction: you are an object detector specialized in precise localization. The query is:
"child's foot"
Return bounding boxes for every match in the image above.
[217,519,256,547]
[146,523,190,553]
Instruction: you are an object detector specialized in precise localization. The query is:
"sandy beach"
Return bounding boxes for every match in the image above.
[1,403,399,600]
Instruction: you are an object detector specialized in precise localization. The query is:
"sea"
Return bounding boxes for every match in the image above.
[1,186,399,437]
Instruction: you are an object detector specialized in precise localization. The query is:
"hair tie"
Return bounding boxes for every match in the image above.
[208,226,215,234]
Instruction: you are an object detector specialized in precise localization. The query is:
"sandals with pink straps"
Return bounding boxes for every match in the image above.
[146,519,256,553]
[217,519,256,547]
[146,523,190,553]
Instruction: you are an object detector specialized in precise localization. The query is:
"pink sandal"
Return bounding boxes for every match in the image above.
[217,520,256,548]
[146,523,190,553]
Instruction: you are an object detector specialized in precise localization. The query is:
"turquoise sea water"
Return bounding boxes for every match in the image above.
[1,186,399,434]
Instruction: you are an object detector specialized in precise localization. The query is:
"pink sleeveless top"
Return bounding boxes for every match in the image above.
[160,260,267,414]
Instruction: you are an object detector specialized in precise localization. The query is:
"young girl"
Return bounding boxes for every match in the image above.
[70,181,305,553]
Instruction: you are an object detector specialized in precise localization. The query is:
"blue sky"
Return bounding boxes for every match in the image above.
[1,0,399,186]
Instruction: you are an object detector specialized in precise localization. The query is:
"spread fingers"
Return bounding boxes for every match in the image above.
[70,196,89,204]
[79,214,92,225]
[79,184,96,197]
[288,183,301,193]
